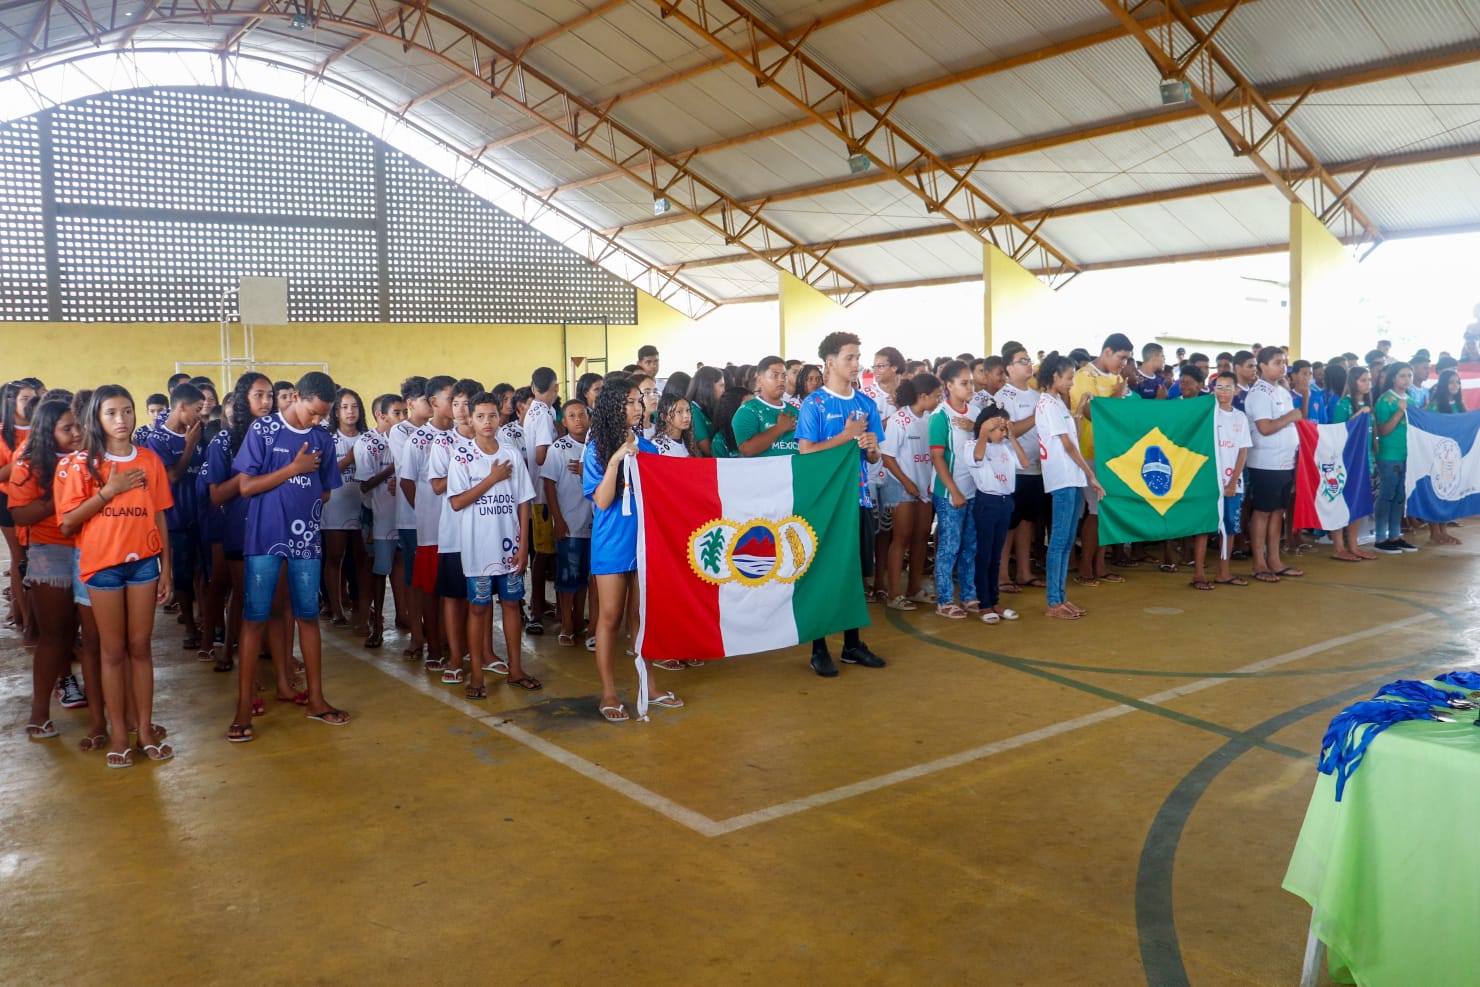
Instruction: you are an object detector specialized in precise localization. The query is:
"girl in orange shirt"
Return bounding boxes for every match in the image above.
[56,386,175,768]
[9,398,100,744]
[0,378,39,633]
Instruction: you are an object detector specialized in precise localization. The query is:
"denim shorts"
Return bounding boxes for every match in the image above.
[467,572,524,606]
[555,537,590,593]
[878,473,908,509]
[72,548,90,607]
[85,553,161,591]
[371,537,398,577]
[24,542,74,590]
[243,554,321,622]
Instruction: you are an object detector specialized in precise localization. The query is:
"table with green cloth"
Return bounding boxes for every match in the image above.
[1283,718,1480,985]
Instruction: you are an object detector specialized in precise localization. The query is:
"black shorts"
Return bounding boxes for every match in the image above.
[1011,473,1048,528]
[858,506,876,579]
[436,551,467,600]
[1246,467,1295,513]
[0,490,12,527]
[170,526,199,583]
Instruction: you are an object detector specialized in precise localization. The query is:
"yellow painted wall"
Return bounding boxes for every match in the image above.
[983,243,1055,359]
[778,272,843,363]
[0,290,708,405]
[1289,203,1357,361]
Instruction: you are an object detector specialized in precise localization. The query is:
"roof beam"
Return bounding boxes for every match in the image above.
[483,0,900,155]
[602,41,1480,236]
[651,0,1079,281]
[668,139,1480,271]
[1098,0,1382,246]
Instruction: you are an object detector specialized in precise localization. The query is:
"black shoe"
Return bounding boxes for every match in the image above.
[840,643,886,668]
[809,649,839,678]
[1373,540,1402,555]
[1395,539,1420,553]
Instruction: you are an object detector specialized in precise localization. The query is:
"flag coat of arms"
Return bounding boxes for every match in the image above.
[1405,407,1480,522]
[1293,416,1373,530]
[1091,395,1221,544]
[632,444,869,662]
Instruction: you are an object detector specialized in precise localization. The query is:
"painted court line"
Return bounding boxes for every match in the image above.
[340,610,1439,837]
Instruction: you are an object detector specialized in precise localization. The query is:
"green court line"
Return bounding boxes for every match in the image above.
[885,609,1310,760]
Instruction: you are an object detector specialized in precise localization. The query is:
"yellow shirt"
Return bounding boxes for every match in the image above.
[1069,363,1123,459]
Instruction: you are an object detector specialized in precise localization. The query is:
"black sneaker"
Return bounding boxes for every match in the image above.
[840,643,886,668]
[1395,539,1420,553]
[1373,540,1402,555]
[809,649,839,678]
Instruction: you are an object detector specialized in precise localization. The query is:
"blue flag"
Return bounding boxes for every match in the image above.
[1406,407,1480,522]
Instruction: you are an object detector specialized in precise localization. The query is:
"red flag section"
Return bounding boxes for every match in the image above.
[634,453,724,662]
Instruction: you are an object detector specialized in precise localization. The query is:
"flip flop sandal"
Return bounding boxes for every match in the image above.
[652,659,687,671]
[648,691,684,709]
[1215,578,1249,586]
[213,654,235,673]
[106,750,135,768]
[682,660,706,668]
[1274,567,1305,578]
[1251,571,1281,583]
[226,723,254,743]
[525,619,545,636]
[980,612,1001,624]
[998,583,1022,595]
[251,698,267,717]
[600,703,629,723]
[1157,564,1178,573]
[465,684,488,701]
[441,668,466,685]
[276,690,310,705]
[79,733,108,752]
[197,648,216,663]
[1189,580,1215,591]
[482,659,510,675]
[1099,573,1125,583]
[934,604,968,619]
[142,743,173,762]
[306,708,351,726]
[25,720,58,740]
[508,676,543,691]
[557,633,576,646]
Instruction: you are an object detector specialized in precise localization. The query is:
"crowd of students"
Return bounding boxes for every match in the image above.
[2,330,1469,764]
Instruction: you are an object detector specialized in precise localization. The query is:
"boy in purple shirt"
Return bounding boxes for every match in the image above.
[795,331,887,678]
[225,372,347,743]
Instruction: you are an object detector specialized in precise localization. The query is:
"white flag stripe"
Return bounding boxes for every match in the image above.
[714,456,800,656]
[1310,423,1354,530]
[1406,424,1480,502]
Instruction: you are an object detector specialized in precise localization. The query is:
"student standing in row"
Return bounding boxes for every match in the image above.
[542,399,593,649]
[427,378,483,681]
[879,374,939,609]
[145,382,207,652]
[969,403,1027,624]
[226,372,347,743]
[399,375,456,669]
[1244,347,1304,582]
[57,386,175,766]
[524,368,561,635]
[323,388,368,628]
[1036,354,1104,620]
[391,376,429,659]
[356,393,404,648]
[1190,373,1252,589]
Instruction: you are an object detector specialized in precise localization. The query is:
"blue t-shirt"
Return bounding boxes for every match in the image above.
[202,429,241,550]
[232,413,342,559]
[145,423,205,531]
[795,386,883,507]
[582,434,657,576]
[1130,371,1163,400]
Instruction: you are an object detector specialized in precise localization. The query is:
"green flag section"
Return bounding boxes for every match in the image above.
[1092,394,1221,544]
[631,443,869,661]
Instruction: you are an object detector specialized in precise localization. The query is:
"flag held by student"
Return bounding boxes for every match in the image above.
[1091,395,1221,544]
[1405,406,1480,522]
[632,444,869,662]
[1293,416,1374,530]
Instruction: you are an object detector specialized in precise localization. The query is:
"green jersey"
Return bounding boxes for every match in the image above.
[730,397,798,457]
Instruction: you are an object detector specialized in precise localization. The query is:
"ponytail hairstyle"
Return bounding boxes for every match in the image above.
[892,377,919,411]
[1,380,34,450]
[229,372,271,456]
[1037,352,1075,396]
[18,398,76,493]
[590,375,636,501]
[81,384,134,484]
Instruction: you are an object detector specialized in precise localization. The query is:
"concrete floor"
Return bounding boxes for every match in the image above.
[2,539,1476,986]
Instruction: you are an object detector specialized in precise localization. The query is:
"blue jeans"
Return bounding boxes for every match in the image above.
[972,493,1013,609]
[932,492,977,604]
[1047,487,1084,607]
[243,555,321,622]
[1375,460,1405,543]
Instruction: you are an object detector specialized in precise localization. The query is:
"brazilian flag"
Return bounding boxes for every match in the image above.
[1092,394,1221,543]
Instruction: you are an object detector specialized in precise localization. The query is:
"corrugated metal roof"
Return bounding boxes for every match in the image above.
[1,0,1477,307]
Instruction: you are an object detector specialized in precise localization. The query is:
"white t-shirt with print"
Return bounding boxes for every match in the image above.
[652,433,690,458]
[996,383,1041,475]
[1036,393,1085,493]
[355,429,397,540]
[1243,378,1298,471]
[446,437,535,578]
[969,440,1017,497]
[1215,406,1254,493]
[398,422,448,545]
[388,419,416,532]
[539,435,591,539]
[523,399,558,505]
[424,426,466,553]
[880,406,932,499]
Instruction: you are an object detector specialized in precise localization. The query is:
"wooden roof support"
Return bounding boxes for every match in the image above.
[668,140,1480,271]
[651,0,1080,282]
[1099,0,1383,246]
[604,42,1480,237]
